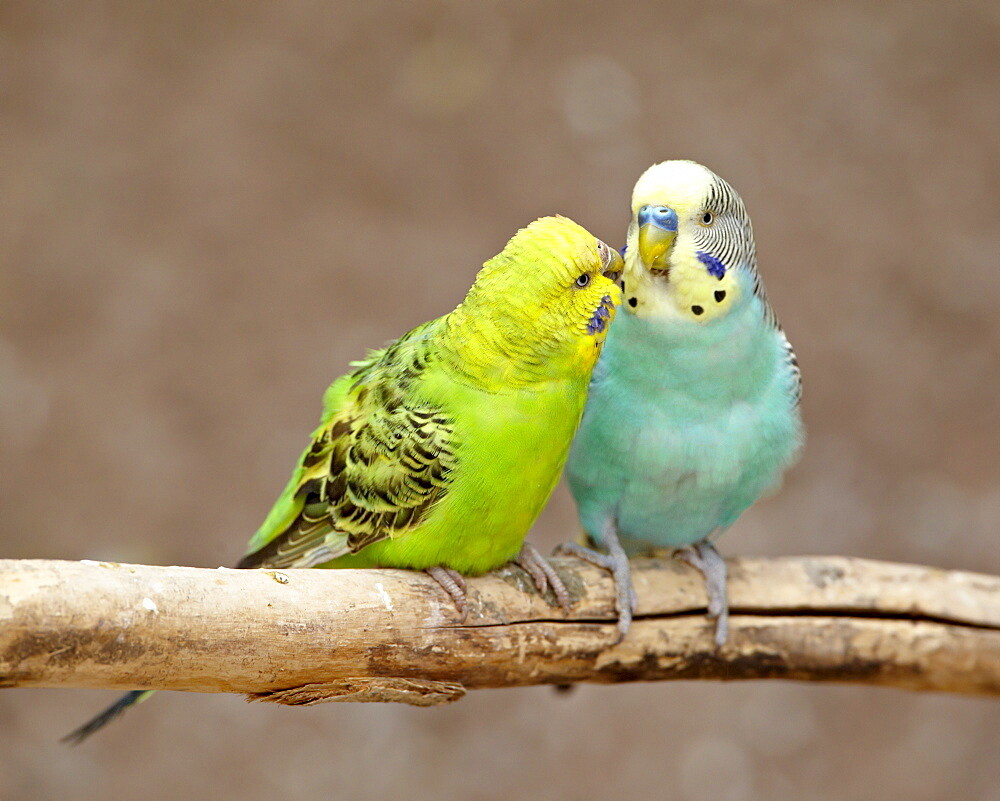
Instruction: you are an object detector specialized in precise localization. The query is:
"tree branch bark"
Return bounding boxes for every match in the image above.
[2,556,998,704]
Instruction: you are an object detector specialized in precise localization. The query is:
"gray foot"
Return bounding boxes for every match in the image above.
[556,521,635,641]
[515,542,572,611]
[426,566,468,620]
[677,540,729,646]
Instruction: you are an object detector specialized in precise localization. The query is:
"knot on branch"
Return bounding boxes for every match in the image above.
[248,677,466,706]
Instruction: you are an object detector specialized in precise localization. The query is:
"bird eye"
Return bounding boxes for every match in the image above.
[575,273,592,288]
[700,211,714,226]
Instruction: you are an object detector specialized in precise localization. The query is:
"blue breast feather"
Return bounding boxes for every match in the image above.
[566,281,802,550]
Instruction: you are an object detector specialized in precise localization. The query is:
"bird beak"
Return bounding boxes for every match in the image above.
[601,244,624,283]
[637,205,678,275]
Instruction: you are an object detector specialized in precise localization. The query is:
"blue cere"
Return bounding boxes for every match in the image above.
[637,205,678,232]
[697,250,726,279]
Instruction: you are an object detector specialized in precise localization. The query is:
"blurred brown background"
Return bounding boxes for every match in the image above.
[2,2,999,799]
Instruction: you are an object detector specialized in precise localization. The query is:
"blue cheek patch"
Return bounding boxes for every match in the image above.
[697,250,726,279]
[587,294,615,335]
[619,244,628,257]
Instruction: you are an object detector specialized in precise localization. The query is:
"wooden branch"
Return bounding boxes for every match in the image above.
[2,556,999,704]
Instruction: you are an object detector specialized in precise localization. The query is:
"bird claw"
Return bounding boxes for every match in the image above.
[556,530,635,642]
[515,542,572,611]
[425,566,469,621]
[676,541,729,646]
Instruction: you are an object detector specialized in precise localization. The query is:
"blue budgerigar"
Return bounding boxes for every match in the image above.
[564,160,804,644]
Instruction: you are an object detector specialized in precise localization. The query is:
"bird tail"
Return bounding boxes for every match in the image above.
[62,690,155,745]
[64,549,257,745]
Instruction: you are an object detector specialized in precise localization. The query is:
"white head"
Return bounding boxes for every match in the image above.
[623,160,760,324]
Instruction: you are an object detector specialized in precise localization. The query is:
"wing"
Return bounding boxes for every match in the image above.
[777,327,802,407]
[239,322,457,569]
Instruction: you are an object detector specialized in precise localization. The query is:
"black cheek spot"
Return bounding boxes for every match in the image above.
[691,305,704,315]
[620,280,625,290]
[628,297,637,308]
[714,290,726,303]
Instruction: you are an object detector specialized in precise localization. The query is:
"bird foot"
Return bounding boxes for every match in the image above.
[676,541,729,646]
[556,534,635,643]
[425,566,469,621]
[515,542,572,611]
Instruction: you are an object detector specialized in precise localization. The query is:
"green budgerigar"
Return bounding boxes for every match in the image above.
[564,161,803,643]
[66,216,623,742]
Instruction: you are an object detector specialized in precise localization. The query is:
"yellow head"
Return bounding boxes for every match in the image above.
[448,216,623,388]
[624,160,758,324]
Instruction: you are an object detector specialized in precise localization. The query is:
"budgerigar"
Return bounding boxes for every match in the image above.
[564,161,803,643]
[66,216,623,743]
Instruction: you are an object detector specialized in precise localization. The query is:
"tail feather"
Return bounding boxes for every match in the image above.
[66,552,252,744]
[62,690,154,745]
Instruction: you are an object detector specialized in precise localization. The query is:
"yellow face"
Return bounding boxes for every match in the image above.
[530,226,623,373]
[568,238,623,370]
[623,161,754,324]
[453,216,622,387]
